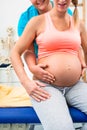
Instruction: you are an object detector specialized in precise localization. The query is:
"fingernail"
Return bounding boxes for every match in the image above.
[51,80,53,83]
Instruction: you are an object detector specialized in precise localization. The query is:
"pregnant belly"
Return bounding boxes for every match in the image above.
[38,52,82,87]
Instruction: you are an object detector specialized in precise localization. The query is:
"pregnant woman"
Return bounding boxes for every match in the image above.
[11,0,87,130]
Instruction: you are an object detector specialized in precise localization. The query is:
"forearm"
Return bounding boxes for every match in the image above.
[84,53,87,65]
[82,48,87,65]
[24,50,37,73]
[78,48,86,67]
[10,50,31,90]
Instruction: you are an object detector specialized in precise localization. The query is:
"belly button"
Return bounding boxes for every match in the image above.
[67,65,71,70]
[68,68,71,70]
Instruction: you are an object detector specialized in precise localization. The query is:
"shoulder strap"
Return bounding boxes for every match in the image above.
[45,12,54,30]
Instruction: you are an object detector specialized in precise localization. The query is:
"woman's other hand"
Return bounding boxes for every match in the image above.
[26,80,51,102]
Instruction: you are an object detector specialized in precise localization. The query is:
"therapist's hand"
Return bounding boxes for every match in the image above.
[82,67,87,82]
[32,64,55,83]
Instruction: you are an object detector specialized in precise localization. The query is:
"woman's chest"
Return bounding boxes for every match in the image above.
[36,29,81,52]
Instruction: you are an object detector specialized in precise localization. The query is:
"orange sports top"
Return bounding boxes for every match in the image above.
[36,12,81,59]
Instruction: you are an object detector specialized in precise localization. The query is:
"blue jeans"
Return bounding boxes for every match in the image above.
[31,81,87,130]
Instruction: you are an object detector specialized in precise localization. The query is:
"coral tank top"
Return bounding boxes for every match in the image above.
[36,12,81,59]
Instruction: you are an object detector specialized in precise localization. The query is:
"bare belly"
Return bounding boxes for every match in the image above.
[38,52,82,87]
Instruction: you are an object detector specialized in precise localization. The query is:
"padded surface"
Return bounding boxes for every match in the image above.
[0,107,40,123]
[0,107,87,124]
[69,107,87,122]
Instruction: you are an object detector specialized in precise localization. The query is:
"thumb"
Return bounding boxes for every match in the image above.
[39,64,48,69]
[35,80,46,87]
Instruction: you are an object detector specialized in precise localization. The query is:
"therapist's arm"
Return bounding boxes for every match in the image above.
[24,45,55,84]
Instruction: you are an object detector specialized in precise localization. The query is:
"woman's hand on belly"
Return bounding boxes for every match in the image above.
[32,63,55,83]
[26,80,51,102]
